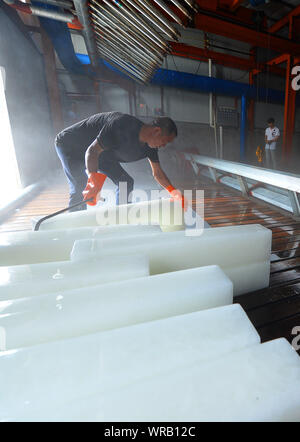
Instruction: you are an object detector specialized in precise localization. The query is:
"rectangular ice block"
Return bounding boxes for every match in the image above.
[0,224,162,266]
[38,339,300,422]
[71,224,272,295]
[38,199,184,232]
[0,265,233,349]
[0,304,259,421]
[0,254,149,301]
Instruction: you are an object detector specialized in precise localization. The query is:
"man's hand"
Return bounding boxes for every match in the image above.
[82,172,107,206]
[166,185,187,210]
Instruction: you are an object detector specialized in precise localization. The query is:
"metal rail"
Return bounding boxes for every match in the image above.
[182,153,300,217]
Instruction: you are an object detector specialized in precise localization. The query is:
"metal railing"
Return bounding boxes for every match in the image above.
[181,153,300,217]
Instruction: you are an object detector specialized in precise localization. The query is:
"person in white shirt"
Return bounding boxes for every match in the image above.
[265,118,280,169]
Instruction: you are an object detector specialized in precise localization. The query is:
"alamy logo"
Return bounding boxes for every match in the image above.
[291,66,300,91]
[95,186,205,236]
[292,326,300,351]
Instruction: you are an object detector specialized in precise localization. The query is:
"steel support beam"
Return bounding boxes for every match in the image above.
[170,42,285,76]
[288,191,300,217]
[208,166,217,182]
[283,18,297,158]
[252,54,289,76]
[193,13,300,55]
[240,95,247,161]
[269,5,300,34]
[283,55,296,157]
[248,71,255,132]
[237,175,249,197]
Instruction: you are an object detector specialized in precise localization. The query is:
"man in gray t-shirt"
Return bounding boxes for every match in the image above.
[55,112,182,210]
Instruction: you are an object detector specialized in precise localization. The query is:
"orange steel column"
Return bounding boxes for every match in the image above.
[248,48,255,133]
[283,18,297,158]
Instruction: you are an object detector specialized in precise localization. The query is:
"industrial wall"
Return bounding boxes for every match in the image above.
[56,31,300,171]
[0,4,58,187]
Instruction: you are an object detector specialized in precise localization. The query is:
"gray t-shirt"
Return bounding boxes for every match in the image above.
[55,112,159,163]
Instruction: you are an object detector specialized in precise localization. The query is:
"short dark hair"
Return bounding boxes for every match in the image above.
[267,118,275,124]
[151,117,178,137]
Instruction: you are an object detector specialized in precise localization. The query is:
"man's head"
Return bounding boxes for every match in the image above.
[267,118,275,128]
[144,117,177,148]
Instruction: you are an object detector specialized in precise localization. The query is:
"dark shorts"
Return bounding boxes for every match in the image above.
[55,145,134,211]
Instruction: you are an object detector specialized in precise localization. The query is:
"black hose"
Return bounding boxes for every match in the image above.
[33,198,94,231]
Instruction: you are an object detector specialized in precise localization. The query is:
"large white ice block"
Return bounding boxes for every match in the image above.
[0,304,260,421]
[0,224,162,266]
[0,265,233,349]
[71,224,272,296]
[40,339,300,422]
[39,199,184,232]
[0,254,149,301]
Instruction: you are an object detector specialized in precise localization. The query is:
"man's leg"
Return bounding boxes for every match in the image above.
[98,153,134,205]
[270,149,277,170]
[265,149,271,169]
[55,145,87,211]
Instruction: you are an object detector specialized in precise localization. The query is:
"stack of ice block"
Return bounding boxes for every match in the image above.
[70,224,272,296]
[0,198,299,422]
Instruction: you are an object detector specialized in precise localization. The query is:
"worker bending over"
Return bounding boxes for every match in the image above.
[55,112,183,211]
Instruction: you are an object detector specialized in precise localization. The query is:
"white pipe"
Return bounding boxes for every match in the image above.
[208,58,218,158]
[209,59,214,128]
[220,125,224,159]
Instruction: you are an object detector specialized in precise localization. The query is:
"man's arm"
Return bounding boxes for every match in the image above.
[148,159,185,209]
[265,130,270,145]
[83,139,106,206]
[85,139,104,173]
[148,159,173,189]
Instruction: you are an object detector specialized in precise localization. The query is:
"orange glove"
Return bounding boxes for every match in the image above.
[166,185,187,210]
[82,172,107,206]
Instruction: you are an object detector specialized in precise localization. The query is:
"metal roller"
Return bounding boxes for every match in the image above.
[181,0,198,12]
[103,0,168,50]
[90,5,164,60]
[90,2,165,59]
[134,0,180,37]
[87,0,196,82]
[122,0,178,41]
[92,18,160,67]
[95,35,157,75]
[150,0,184,26]
[90,0,170,54]
[95,0,168,53]
[96,44,151,83]
[94,30,157,75]
[168,0,192,19]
